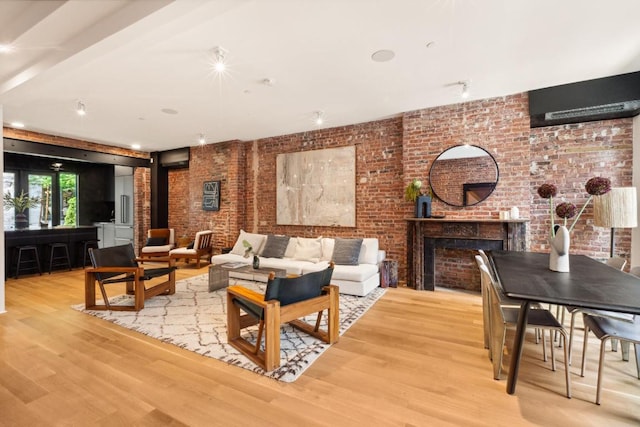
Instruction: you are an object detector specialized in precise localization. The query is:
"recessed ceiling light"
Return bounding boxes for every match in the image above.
[371,49,395,62]
[131,143,141,150]
[10,122,25,128]
[161,108,178,115]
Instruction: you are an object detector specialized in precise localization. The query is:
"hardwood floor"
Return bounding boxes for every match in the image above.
[1,266,639,426]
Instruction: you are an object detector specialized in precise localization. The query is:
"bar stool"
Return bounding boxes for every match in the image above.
[13,245,42,279]
[77,239,100,268]
[47,242,71,273]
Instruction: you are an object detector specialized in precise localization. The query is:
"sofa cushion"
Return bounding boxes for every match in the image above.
[145,237,166,246]
[230,230,266,256]
[321,238,335,261]
[284,238,298,258]
[332,238,363,265]
[294,237,322,262]
[358,238,380,265]
[260,235,290,258]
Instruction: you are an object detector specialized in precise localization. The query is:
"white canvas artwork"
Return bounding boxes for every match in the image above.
[277,146,355,227]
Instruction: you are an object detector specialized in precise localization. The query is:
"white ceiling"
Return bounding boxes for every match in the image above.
[1,0,640,153]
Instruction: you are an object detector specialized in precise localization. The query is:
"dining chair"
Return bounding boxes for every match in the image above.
[475,253,542,358]
[580,313,640,404]
[565,256,628,364]
[479,262,571,398]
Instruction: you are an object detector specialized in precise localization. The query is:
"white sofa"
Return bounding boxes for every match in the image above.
[211,231,385,296]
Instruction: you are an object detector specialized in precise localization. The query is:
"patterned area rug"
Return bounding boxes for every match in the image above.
[73,274,385,382]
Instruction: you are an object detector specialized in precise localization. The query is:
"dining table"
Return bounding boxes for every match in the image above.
[490,250,640,395]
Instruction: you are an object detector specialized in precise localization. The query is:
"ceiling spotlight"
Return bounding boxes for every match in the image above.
[76,101,86,116]
[458,81,470,99]
[199,133,206,145]
[211,46,227,73]
[0,43,14,54]
[10,122,24,128]
[314,111,324,126]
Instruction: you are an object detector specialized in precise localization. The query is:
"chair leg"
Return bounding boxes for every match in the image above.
[581,323,589,377]
[491,322,507,380]
[262,301,281,371]
[560,331,571,398]
[314,310,323,332]
[635,343,640,379]
[542,329,548,362]
[596,338,608,405]
[254,320,264,354]
[568,311,577,365]
[550,331,556,371]
[621,340,630,361]
[97,283,110,309]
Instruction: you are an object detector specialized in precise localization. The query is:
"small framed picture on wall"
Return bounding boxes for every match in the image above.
[203,180,220,211]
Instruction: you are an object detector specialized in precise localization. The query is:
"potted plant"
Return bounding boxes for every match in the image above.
[3,190,40,228]
[405,179,432,218]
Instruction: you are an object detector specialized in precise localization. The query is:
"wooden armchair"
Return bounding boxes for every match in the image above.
[140,228,175,258]
[169,230,213,268]
[226,262,339,371]
[84,243,176,311]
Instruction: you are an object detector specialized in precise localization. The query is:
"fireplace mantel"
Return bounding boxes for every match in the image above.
[406,218,528,291]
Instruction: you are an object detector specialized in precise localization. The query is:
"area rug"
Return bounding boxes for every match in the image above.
[73,274,385,382]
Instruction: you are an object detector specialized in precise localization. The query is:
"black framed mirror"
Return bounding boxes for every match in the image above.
[429,145,498,207]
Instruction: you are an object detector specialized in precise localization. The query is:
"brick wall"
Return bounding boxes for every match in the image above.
[6,91,635,292]
[167,140,246,250]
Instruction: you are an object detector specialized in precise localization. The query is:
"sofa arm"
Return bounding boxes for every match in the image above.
[377,250,386,264]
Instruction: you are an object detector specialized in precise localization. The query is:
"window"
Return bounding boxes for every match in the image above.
[60,173,77,226]
[3,172,16,228]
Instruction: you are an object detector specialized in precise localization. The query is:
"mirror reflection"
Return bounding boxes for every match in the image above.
[429,145,498,207]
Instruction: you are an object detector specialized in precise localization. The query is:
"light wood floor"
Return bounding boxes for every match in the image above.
[1,265,639,426]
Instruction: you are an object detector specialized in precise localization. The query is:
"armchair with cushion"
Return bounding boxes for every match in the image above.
[226,262,339,371]
[169,230,213,268]
[140,228,175,258]
[85,243,177,311]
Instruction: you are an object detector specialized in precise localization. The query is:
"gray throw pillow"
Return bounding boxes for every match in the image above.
[146,237,166,246]
[260,235,291,258]
[332,238,363,265]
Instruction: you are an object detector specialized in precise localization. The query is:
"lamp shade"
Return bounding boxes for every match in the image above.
[593,187,638,228]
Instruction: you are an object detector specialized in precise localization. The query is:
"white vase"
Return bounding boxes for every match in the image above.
[549,225,570,272]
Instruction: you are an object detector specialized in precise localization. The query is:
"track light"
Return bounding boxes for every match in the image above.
[314,111,324,126]
[211,46,227,73]
[459,81,470,99]
[76,101,86,116]
[199,133,206,145]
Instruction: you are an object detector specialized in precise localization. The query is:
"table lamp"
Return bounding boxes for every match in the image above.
[593,187,638,257]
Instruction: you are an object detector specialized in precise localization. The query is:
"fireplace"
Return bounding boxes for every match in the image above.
[406,218,527,291]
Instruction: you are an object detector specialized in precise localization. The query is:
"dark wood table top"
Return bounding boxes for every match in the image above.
[491,250,640,316]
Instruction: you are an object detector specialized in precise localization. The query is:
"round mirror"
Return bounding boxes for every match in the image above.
[429,145,498,207]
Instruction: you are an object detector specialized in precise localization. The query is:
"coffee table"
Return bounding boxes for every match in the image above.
[208,263,287,291]
[228,264,287,282]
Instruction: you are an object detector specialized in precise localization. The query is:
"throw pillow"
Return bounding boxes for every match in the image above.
[260,235,290,258]
[187,241,194,249]
[332,238,363,265]
[230,230,267,256]
[145,237,166,246]
[293,237,323,262]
